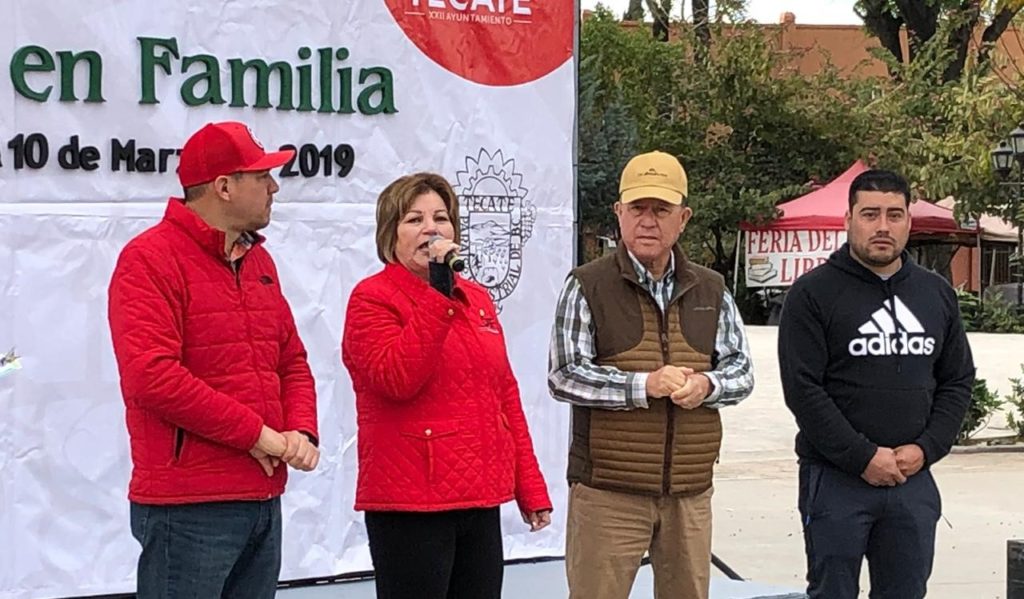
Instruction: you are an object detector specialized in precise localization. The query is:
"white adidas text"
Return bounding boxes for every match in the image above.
[849,331,936,356]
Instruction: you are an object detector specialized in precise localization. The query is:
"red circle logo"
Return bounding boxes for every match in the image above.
[384,0,574,86]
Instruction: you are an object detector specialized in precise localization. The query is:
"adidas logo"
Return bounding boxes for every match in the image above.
[848,296,936,357]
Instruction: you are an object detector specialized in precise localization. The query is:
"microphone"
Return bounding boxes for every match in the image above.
[429,235,465,272]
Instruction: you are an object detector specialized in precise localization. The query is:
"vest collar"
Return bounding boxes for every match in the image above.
[615,244,699,302]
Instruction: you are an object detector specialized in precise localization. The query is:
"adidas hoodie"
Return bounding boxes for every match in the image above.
[778,243,975,477]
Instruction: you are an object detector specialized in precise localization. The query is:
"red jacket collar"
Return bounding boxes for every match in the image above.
[163,198,265,261]
[383,262,468,303]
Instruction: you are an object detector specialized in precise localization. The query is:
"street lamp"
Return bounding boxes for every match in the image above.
[990,126,1024,309]
[1010,124,1024,157]
[992,141,1014,177]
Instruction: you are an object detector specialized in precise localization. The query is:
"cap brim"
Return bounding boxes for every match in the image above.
[619,185,684,205]
[242,149,296,173]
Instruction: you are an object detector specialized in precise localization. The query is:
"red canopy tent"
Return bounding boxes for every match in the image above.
[740,160,976,234]
[737,161,979,288]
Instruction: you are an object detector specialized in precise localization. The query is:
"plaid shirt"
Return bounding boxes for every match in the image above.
[548,251,754,410]
[228,232,255,270]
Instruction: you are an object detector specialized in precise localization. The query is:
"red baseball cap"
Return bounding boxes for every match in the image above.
[177,121,295,188]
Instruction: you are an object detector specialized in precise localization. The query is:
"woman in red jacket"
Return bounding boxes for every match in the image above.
[341,172,552,599]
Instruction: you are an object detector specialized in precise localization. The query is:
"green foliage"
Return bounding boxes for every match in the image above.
[578,7,1023,297]
[577,53,640,244]
[854,0,1024,82]
[851,64,1024,224]
[1004,365,1024,438]
[958,377,1005,443]
[957,288,1024,333]
[850,1,1024,226]
[578,13,862,277]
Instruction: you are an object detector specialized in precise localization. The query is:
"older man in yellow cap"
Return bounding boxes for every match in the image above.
[548,150,754,599]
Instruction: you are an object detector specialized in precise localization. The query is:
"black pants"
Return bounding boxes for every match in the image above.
[365,507,504,599]
[799,461,941,599]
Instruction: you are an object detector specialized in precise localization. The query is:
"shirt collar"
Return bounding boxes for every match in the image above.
[227,232,255,262]
[626,249,675,286]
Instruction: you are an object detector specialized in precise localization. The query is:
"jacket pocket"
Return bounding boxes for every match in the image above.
[497,413,517,489]
[171,427,187,465]
[400,425,458,484]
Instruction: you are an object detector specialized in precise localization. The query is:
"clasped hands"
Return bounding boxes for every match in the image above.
[861,444,924,487]
[645,365,711,409]
[249,426,320,476]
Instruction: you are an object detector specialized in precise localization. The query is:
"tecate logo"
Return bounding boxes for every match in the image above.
[410,0,532,18]
[386,0,572,86]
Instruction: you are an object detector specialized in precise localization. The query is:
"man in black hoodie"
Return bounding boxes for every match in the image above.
[778,169,974,599]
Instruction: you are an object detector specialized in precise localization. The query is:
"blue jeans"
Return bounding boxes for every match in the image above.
[130,498,282,599]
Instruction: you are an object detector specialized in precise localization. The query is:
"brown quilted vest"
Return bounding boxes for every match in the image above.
[567,245,725,496]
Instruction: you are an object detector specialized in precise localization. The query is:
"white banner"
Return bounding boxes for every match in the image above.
[0,2,576,597]
[745,229,846,287]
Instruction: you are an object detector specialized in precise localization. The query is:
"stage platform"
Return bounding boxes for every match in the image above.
[277,558,807,598]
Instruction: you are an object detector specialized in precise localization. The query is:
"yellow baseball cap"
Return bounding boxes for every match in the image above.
[618,151,688,205]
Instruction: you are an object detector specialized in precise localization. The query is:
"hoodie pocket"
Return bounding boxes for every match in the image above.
[841,386,932,448]
[799,462,827,526]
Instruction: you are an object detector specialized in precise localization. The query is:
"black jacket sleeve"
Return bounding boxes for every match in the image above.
[914,286,975,466]
[778,284,878,476]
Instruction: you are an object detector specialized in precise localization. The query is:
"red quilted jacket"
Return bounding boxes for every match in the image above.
[342,263,552,515]
[108,199,318,505]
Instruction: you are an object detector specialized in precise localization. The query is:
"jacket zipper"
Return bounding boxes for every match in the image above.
[656,297,673,495]
[230,251,272,496]
[659,276,695,495]
[628,265,697,495]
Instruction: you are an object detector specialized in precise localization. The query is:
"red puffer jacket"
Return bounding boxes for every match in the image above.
[342,263,551,515]
[108,199,317,505]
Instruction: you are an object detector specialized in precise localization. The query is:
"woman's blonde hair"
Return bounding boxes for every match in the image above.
[375,172,461,264]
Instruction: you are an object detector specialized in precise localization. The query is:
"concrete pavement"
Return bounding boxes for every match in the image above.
[712,326,1024,598]
[280,326,1024,598]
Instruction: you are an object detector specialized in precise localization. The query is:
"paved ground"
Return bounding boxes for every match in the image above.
[283,326,1024,599]
[712,326,1024,599]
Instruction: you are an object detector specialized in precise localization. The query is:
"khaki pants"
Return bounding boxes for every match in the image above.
[566,483,713,599]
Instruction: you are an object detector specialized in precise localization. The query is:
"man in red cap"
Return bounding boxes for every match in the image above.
[107,122,319,598]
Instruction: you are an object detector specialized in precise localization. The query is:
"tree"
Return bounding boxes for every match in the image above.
[624,0,645,21]
[645,0,673,41]
[693,0,711,63]
[855,0,1024,82]
[577,9,678,260]
[579,11,865,278]
[851,2,1024,282]
[834,20,1024,229]
[577,54,639,260]
[662,29,862,274]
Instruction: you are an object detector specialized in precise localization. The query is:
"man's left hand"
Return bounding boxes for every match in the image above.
[281,431,320,472]
[894,444,925,477]
[670,373,711,409]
